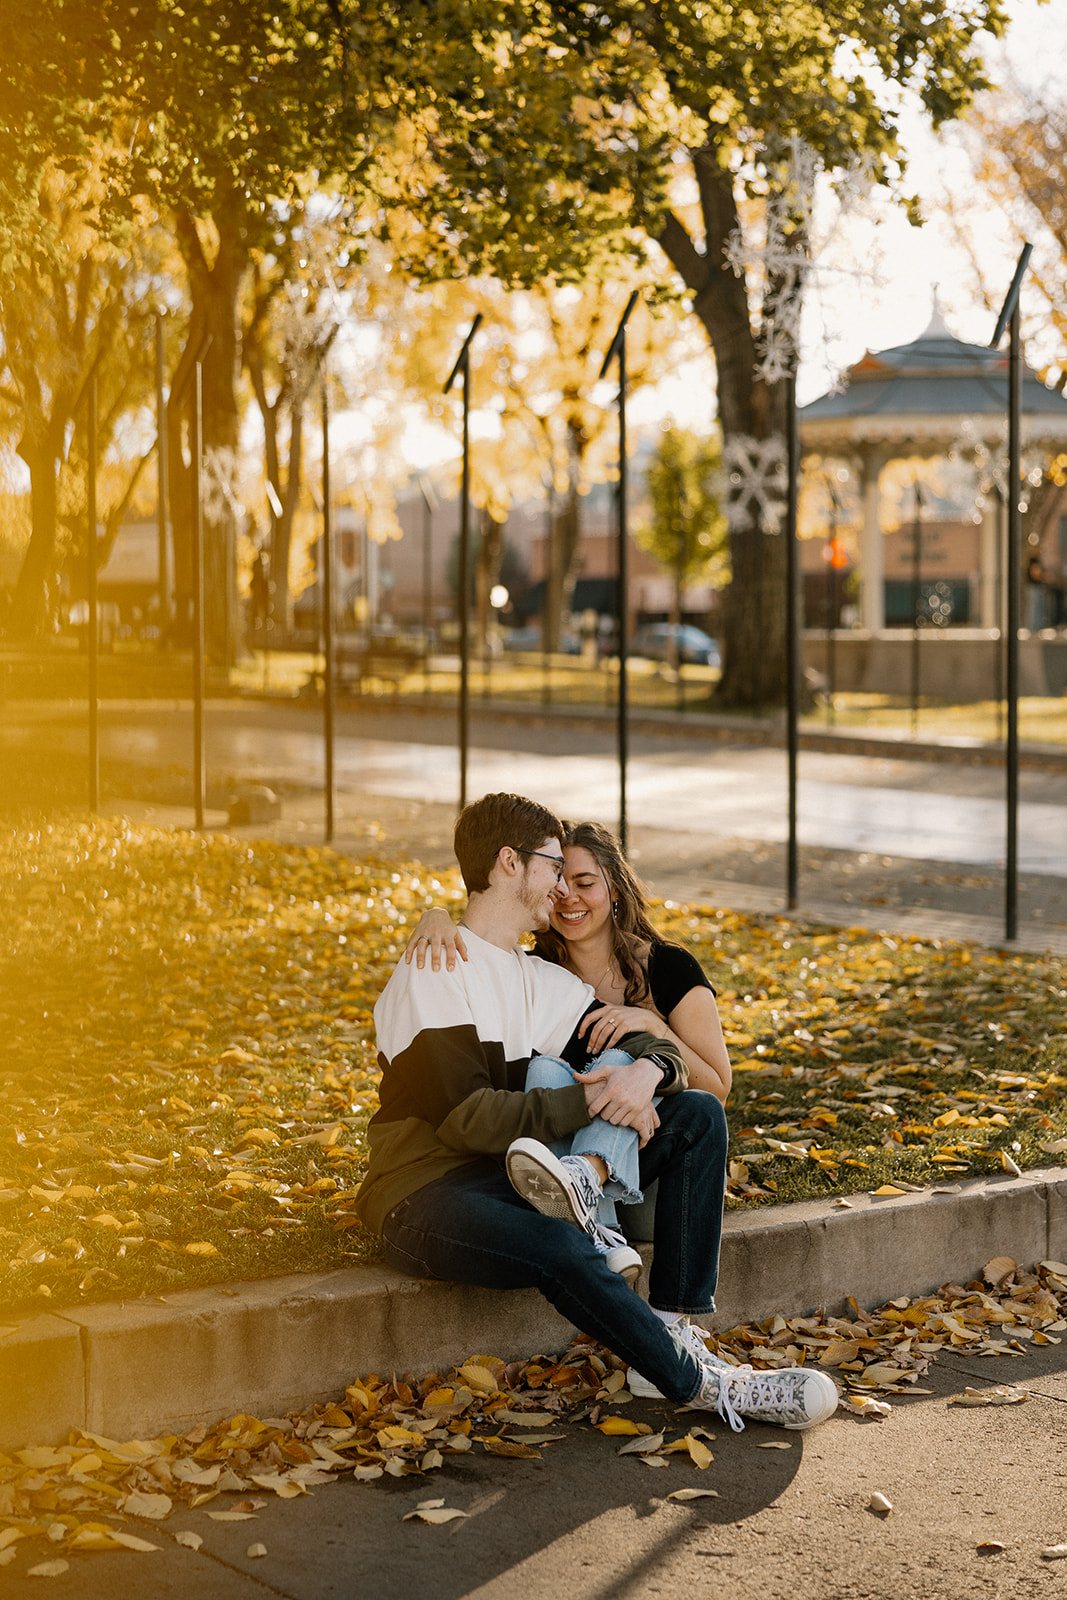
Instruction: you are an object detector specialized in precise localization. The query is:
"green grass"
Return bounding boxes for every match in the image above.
[805,693,1067,747]
[0,819,1064,1317]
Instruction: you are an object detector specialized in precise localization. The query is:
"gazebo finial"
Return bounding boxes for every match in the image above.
[920,288,954,341]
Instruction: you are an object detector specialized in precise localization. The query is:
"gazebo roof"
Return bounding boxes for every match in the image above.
[800,306,1067,450]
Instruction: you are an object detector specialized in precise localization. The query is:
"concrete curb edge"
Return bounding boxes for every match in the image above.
[5,1163,1067,1449]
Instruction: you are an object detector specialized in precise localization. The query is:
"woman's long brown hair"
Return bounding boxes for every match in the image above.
[531,820,659,1004]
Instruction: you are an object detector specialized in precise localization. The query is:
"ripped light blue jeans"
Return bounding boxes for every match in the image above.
[525,1049,648,1226]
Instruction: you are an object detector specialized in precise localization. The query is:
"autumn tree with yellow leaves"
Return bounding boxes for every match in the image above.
[0,153,172,637]
[394,262,711,652]
[636,425,728,664]
[411,1,1009,707]
[1,0,1011,681]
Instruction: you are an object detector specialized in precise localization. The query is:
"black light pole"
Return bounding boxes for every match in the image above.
[785,371,800,908]
[824,474,842,725]
[168,334,212,827]
[321,378,336,842]
[87,372,100,813]
[994,480,1006,741]
[992,241,1033,943]
[155,311,171,642]
[598,289,639,855]
[541,481,555,707]
[419,476,437,689]
[909,479,924,738]
[192,351,207,828]
[444,314,483,812]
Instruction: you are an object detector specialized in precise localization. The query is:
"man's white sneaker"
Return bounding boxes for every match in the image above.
[506,1139,641,1283]
[693,1361,839,1432]
[506,1139,602,1235]
[628,1320,728,1399]
[598,1240,643,1286]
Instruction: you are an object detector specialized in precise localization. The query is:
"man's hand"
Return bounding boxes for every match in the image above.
[580,1057,662,1146]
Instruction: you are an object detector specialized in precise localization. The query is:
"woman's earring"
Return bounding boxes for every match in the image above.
[612,901,618,919]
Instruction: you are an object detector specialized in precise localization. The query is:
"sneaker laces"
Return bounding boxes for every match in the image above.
[719,1365,812,1428]
[712,1367,749,1432]
[560,1157,603,1238]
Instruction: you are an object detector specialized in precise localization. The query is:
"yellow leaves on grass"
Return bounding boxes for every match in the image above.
[684,908,1066,1209]
[3,819,1067,1309]
[0,820,442,1311]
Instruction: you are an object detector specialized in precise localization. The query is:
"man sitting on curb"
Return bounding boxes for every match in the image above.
[355,792,838,1431]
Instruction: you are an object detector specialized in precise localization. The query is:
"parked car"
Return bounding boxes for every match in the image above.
[629,622,721,669]
[502,624,543,652]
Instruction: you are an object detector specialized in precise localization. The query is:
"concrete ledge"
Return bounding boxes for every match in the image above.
[713,1167,1063,1327]
[60,1267,575,1444]
[4,1164,1066,1449]
[0,1313,85,1448]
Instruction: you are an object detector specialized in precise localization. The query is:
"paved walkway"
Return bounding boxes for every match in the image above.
[74,696,1067,953]
[6,1331,1067,1599]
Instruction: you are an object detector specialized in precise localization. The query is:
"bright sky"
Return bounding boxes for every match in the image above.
[795,0,1064,403]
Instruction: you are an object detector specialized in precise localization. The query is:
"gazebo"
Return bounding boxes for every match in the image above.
[800,307,1067,637]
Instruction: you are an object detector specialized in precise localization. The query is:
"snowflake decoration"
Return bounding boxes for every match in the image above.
[202,446,241,525]
[948,418,1047,516]
[724,136,817,384]
[721,434,788,534]
[725,137,885,385]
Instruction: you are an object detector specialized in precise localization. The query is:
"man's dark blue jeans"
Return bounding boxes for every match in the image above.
[381,1089,728,1404]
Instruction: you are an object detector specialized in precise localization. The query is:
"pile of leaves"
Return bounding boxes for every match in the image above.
[1,1255,1061,1566]
[0,817,1064,1314]
[0,1340,657,1565]
[715,1253,1067,1418]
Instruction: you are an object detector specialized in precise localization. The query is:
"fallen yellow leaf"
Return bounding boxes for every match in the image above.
[403,1506,469,1524]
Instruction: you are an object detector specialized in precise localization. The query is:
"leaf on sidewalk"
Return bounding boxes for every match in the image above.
[403,1505,469,1524]
[948,1385,1028,1407]
[617,1432,665,1456]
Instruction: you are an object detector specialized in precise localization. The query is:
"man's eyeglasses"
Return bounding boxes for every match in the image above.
[516,848,567,882]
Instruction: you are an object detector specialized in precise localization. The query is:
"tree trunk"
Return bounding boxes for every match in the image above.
[658,141,792,709]
[477,507,503,657]
[543,419,585,652]
[11,426,65,639]
[169,199,247,667]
